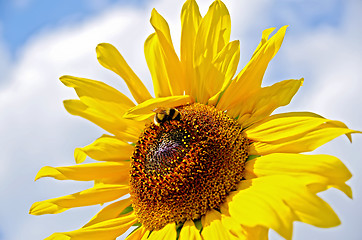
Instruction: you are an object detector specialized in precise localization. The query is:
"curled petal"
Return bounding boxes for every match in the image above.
[96,43,152,104]
[63,100,144,142]
[35,162,129,182]
[224,175,340,240]
[207,40,241,105]
[245,112,361,154]
[230,78,303,127]
[44,212,137,240]
[144,33,172,98]
[252,27,277,57]
[194,0,231,103]
[148,222,177,240]
[83,198,132,227]
[181,0,202,95]
[150,9,185,96]
[60,75,135,110]
[30,184,129,215]
[123,95,193,121]
[74,135,134,163]
[194,0,230,66]
[218,26,288,111]
[201,209,240,240]
[179,220,202,240]
[125,226,148,240]
[245,153,352,198]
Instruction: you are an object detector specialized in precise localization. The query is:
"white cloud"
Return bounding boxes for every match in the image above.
[0,0,361,239]
[0,4,153,240]
[0,24,12,87]
[266,1,362,240]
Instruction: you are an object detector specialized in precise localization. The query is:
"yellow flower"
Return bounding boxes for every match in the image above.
[30,0,360,239]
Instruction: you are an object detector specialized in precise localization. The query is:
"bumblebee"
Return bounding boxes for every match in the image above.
[153,107,181,126]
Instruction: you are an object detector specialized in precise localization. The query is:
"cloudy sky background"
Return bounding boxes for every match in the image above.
[0,0,361,239]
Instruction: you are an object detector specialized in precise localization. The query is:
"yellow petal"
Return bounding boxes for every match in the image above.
[245,112,361,155]
[214,40,240,84]
[125,226,148,240]
[207,213,269,240]
[150,9,185,96]
[242,225,269,240]
[150,8,173,46]
[181,0,202,95]
[194,0,231,103]
[35,161,130,182]
[144,33,172,97]
[206,40,241,105]
[220,215,247,240]
[245,112,330,141]
[224,175,340,240]
[148,222,177,240]
[141,230,151,240]
[179,220,202,240]
[249,127,358,155]
[45,212,137,240]
[63,96,145,141]
[83,198,132,227]
[123,95,193,121]
[217,26,288,111]
[60,75,135,110]
[96,43,152,104]
[245,153,352,198]
[229,78,303,127]
[194,0,230,66]
[331,183,352,199]
[44,234,70,240]
[252,27,276,57]
[63,100,144,142]
[74,134,134,163]
[29,184,129,215]
[181,0,201,63]
[201,209,238,240]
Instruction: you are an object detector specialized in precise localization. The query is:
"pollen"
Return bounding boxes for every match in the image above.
[130,103,250,230]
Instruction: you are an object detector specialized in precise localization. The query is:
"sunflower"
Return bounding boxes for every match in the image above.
[30,0,360,239]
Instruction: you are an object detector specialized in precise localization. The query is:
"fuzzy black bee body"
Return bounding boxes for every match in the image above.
[153,108,181,126]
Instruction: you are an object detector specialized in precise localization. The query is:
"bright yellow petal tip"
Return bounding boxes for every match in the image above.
[96,43,152,104]
[123,95,193,121]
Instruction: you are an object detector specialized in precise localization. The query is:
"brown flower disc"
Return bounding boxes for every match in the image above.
[130,103,249,230]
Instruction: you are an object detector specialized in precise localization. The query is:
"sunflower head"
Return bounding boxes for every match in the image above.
[30,0,359,239]
[131,103,249,229]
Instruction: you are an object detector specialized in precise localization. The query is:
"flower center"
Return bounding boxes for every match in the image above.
[130,103,249,230]
[145,129,191,176]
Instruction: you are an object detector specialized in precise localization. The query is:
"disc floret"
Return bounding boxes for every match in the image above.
[130,103,249,230]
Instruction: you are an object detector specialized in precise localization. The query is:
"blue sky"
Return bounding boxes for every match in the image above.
[0,0,345,58]
[0,0,361,240]
[0,0,148,55]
